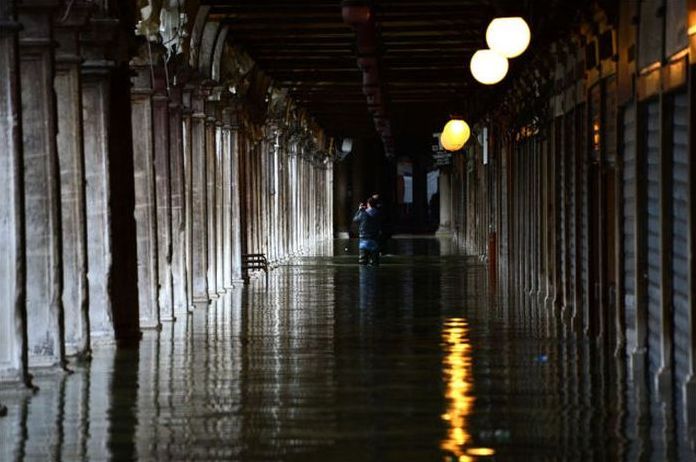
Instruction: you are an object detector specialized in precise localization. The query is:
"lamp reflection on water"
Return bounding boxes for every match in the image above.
[440,317,495,461]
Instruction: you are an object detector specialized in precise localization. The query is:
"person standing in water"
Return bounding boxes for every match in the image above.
[353,197,382,265]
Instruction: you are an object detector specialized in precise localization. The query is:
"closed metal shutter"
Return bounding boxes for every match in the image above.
[567,110,576,311]
[645,100,661,382]
[622,104,637,355]
[556,117,567,305]
[671,91,690,460]
[579,122,589,315]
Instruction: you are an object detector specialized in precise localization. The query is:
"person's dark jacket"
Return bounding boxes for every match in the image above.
[353,208,381,240]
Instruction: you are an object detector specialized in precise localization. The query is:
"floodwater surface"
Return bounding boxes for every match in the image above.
[0,238,694,461]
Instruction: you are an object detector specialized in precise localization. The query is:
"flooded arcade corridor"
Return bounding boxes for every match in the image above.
[5,0,696,460]
[0,238,688,461]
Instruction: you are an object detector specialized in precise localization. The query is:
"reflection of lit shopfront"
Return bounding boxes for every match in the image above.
[441,317,495,460]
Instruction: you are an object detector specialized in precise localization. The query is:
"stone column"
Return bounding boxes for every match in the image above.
[169,87,189,315]
[327,161,335,240]
[130,48,160,329]
[80,18,115,340]
[215,117,225,295]
[277,143,287,259]
[221,108,233,289]
[190,88,209,307]
[54,2,92,358]
[228,110,243,284]
[152,73,174,321]
[205,101,218,298]
[181,88,194,310]
[18,0,65,368]
[0,0,28,383]
[436,168,453,236]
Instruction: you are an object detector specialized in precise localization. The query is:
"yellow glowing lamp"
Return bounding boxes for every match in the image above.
[470,49,509,85]
[486,17,531,58]
[440,119,471,151]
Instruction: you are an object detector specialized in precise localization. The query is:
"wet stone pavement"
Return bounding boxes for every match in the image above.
[1,237,695,461]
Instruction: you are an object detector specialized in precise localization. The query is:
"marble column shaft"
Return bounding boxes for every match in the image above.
[19,1,65,368]
[54,6,91,357]
[0,0,28,382]
[152,82,175,321]
[190,90,209,306]
[130,63,160,329]
[169,88,189,314]
[204,102,218,298]
[181,89,195,310]
[214,119,225,294]
[229,118,243,283]
[80,18,116,340]
[221,111,233,289]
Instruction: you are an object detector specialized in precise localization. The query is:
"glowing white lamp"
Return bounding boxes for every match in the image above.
[470,49,509,85]
[440,119,471,151]
[486,17,531,58]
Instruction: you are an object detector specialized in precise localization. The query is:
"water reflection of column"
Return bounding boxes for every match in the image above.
[105,342,137,460]
[28,374,67,458]
[157,320,174,457]
[0,395,29,460]
[228,286,243,455]
[135,331,160,459]
[62,363,88,459]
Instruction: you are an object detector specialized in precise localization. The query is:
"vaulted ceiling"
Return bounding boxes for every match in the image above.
[204,0,587,144]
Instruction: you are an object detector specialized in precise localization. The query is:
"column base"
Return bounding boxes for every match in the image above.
[629,348,647,383]
[656,366,672,401]
[435,227,452,237]
[193,300,210,310]
[684,375,696,429]
[140,319,162,330]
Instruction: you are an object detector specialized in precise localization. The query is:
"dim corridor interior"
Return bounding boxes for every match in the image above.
[0,237,691,462]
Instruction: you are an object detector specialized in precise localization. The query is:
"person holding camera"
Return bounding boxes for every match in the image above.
[352,197,382,265]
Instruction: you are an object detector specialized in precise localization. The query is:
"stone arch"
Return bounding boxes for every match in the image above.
[197,21,221,77]
[211,26,229,82]
[188,5,210,69]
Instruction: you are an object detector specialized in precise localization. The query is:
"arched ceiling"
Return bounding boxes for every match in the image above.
[204,0,588,141]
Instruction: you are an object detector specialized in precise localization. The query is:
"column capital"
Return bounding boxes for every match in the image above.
[54,0,94,29]
[17,1,58,49]
[54,2,95,67]
[0,19,21,35]
[222,106,241,130]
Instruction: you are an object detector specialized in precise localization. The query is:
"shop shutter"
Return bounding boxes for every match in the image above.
[557,117,567,304]
[622,103,637,354]
[672,91,689,432]
[579,121,589,314]
[645,100,661,381]
[566,110,577,310]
